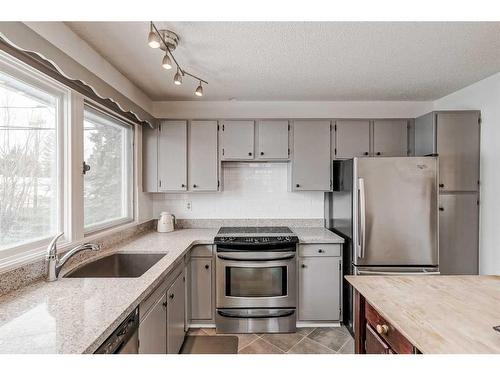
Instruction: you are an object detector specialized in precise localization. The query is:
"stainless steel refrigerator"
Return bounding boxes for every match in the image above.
[325,157,439,334]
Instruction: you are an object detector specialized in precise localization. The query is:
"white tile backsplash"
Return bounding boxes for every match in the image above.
[152,163,324,219]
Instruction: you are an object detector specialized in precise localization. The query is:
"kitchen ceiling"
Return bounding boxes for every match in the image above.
[65,22,500,101]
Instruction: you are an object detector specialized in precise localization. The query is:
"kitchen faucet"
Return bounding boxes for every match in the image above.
[46,233,101,281]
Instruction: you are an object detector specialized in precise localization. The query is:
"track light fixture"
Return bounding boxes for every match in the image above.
[195,81,203,97]
[147,21,208,96]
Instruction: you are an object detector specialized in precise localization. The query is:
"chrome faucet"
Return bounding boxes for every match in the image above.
[46,233,101,281]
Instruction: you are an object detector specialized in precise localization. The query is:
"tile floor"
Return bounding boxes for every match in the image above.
[187,327,355,354]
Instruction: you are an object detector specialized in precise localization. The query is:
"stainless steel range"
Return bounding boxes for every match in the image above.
[214,227,299,334]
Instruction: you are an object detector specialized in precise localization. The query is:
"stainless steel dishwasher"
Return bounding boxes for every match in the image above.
[95,308,139,354]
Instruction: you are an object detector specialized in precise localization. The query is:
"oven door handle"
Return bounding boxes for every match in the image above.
[217,309,295,319]
[217,252,296,261]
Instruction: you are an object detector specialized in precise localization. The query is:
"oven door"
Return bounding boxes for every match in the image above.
[216,251,297,309]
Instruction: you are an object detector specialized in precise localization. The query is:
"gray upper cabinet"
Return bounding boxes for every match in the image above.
[292,120,331,191]
[221,120,255,160]
[436,112,480,192]
[335,120,370,158]
[142,124,158,192]
[415,111,480,192]
[439,193,479,275]
[373,120,408,156]
[138,293,167,354]
[298,252,341,321]
[166,271,186,354]
[257,120,289,159]
[158,120,187,191]
[189,121,218,191]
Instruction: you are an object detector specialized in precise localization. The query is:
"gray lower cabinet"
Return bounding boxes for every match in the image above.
[439,193,479,275]
[334,120,370,158]
[158,120,188,191]
[166,270,186,354]
[138,293,167,354]
[291,120,331,191]
[190,258,213,321]
[298,245,341,321]
[189,121,219,191]
[373,120,408,156]
[221,120,255,160]
[257,120,289,159]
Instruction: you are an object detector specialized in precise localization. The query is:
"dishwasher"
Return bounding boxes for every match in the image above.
[95,308,139,354]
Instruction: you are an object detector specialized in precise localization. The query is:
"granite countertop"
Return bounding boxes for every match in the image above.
[346,275,500,354]
[0,226,342,354]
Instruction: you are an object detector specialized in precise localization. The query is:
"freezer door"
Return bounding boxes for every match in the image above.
[353,157,438,266]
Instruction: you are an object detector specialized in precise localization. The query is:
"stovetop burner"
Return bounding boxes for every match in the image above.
[214,226,299,246]
[217,226,294,234]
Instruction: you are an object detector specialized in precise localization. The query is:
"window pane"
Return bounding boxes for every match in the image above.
[0,72,59,250]
[83,107,133,230]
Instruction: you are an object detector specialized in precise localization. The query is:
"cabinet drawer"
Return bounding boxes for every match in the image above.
[365,302,414,354]
[190,244,213,257]
[299,244,341,257]
[365,324,391,354]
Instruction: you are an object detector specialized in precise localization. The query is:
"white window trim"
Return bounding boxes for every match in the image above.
[0,52,141,274]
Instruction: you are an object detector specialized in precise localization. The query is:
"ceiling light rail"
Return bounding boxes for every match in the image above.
[148,21,207,96]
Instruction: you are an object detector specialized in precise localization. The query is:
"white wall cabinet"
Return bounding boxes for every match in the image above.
[189,121,219,191]
[291,120,331,191]
[221,120,255,160]
[257,120,289,159]
[373,120,408,157]
[158,120,188,191]
[298,244,342,321]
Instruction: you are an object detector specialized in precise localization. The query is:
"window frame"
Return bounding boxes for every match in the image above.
[0,51,69,265]
[82,102,135,236]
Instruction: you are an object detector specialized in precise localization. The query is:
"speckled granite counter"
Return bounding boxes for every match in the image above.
[0,226,342,353]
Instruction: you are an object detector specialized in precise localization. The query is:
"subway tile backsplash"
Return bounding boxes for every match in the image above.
[152,163,324,219]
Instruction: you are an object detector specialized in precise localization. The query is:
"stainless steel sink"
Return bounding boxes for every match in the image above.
[63,253,167,278]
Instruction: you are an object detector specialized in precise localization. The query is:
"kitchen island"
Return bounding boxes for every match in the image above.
[346,275,500,354]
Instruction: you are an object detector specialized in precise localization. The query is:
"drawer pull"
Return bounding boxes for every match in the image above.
[318,249,325,253]
[376,324,389,335]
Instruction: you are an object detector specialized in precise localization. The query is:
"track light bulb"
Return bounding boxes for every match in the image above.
[174,69,182,85]
[162,53,172,70]
[148,31,161,48]
[195,82,203,96]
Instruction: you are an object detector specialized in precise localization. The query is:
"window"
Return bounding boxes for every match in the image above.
[0,66,64,251]
[83,105,133,232]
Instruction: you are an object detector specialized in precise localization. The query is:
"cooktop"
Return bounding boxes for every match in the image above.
[214,226,299,245]
[217,226,294,234]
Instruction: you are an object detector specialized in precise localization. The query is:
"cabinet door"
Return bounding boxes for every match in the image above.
[298,256,341,321]
[335,120,370,158]
[142,125,158,192]
[167,271,186,354]
[437,112,480,192]
[158,120,187,191]
[365,324,391,354]
[414,112,436,156]
[292,120,331,191]
[373,120,408,157]
[221,120,254,160]
[439,194,479,275]
[138,294,167,354]
[189,121,218,191]
[257,120,289,159]
[190,258,213,321]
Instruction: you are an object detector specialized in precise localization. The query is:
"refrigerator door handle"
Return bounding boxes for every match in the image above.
[358,178,366,259]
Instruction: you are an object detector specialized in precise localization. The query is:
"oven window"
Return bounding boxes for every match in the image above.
[226,266,287,297]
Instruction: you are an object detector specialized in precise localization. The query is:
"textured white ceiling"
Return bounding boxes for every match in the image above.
[65,22,500,101]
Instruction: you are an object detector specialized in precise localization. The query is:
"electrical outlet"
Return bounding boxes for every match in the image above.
[186,201,192,210]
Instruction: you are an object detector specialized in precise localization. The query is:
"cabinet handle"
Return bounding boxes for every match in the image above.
[248,152,252,156]
[162,301,167,308]
[439,184,444,188]
[364,152,369,156]
[193,184,197,188]
[318,249,325,253]
[181,184,185,188]
[439,207,444,212]
[260,151,264,156]
[169,293,174,300]
[301,264,306,268]
[296,184,300,188]
[376,152,381,156]
[376,324,389,335]
[204,264,209,269]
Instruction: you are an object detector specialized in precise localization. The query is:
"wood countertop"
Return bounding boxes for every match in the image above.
[346,275,500,354]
